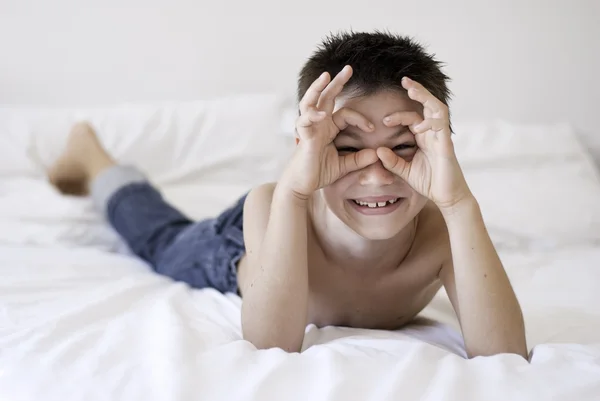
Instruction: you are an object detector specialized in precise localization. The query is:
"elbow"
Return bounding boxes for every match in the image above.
[466,346,529,361]
[242,327,303,353]
[241,312,304,353]
[465,310,528,360]
[240,289,307,353]
[465,337,529,361]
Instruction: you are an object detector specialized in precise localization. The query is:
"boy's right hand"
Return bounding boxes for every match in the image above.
[282,65,379,199]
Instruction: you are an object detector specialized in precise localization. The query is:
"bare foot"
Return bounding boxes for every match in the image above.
[48,122,115,196]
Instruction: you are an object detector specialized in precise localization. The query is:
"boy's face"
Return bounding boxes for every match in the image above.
[322,89,428,240]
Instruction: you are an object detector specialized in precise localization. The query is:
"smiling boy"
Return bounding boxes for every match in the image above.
[48,31,527,358]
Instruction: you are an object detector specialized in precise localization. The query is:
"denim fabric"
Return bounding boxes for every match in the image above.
[105,181,246,294]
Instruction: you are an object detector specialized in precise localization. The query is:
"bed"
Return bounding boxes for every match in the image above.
[1,94,599,400]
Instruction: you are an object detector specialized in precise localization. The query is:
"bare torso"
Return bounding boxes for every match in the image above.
[237,195,450,330]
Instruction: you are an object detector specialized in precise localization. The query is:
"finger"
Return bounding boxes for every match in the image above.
[332,107,375,132]
[299,72,331,114]
[413,118,447,134]
[296,107,327,128]
[382,111,423,129]
[317,65,353,114]
[402,77,447,117]
[338,148,378,176]
[376,147,410,181]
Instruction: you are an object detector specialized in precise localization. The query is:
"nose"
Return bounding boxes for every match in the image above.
[358,160,395,187]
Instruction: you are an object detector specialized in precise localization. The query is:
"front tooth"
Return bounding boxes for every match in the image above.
[377,202,386,207]
[367,202,377,208]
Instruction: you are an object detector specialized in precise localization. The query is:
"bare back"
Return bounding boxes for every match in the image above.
[238,183,451,330]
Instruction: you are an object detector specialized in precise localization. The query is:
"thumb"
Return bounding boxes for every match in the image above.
[377,147,410,180]
[338,149,378,176]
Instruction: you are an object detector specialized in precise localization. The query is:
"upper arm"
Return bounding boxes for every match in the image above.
[439,258,461,322]
[240,182,276,291]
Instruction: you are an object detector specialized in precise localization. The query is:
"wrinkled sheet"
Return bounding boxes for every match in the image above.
[1,104,600,400]
[0,179,599,401]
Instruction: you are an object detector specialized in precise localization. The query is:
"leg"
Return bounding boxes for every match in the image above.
[48,122,245,294]
[94,168,194,264]
[48,122,193,265]
[153,193,247,294]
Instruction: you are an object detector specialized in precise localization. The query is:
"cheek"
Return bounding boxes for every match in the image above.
[411,191,429,210]
[322,176,356,211]
[322,182,344,204]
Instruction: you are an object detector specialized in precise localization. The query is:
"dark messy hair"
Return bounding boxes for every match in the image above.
[297,30,452,127]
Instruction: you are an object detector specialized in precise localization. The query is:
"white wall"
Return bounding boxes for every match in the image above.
[2,0,599,153]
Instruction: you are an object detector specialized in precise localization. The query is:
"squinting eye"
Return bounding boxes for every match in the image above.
[393,144,416,152]
[336,146,360,154]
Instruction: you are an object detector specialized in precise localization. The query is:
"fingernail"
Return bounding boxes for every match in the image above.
[368,123,374,130]
[403,76,412,82]
[383,117,392,124]
[318,111,326,116]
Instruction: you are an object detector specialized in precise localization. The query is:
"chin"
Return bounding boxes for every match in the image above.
[351,224,405,241]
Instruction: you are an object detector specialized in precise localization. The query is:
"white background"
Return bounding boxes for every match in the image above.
[1,0,599,155]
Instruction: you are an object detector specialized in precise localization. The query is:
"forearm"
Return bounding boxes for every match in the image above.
[241,185,309,352]
[443,196,527,358]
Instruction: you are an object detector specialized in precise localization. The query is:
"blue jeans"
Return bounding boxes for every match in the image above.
[92,166,246,294]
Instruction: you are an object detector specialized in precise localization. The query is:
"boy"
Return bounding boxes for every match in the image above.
[48,31,527,358]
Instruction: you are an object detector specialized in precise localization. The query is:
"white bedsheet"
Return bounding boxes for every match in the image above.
[1,243,600,401]
[0,179,599,401]
[1,100,600,400]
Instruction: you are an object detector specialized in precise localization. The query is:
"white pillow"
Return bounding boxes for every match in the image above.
[451,120,587,164]
[3,98,599,249]
[0,93,296,219]
[452,120,600,248]
[0,94,297,251]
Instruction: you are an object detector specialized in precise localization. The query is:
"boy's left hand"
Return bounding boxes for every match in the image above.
[376,77,472,212]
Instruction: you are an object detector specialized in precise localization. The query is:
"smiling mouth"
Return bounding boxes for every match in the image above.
[351,197,402,209]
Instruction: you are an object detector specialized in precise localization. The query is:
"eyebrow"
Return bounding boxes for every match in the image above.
[337,126,411,141]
